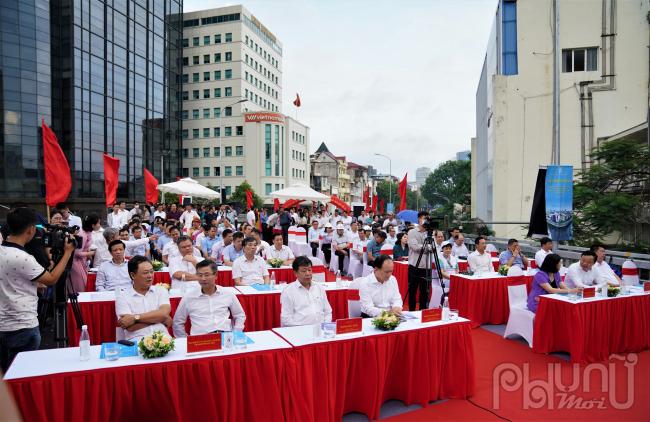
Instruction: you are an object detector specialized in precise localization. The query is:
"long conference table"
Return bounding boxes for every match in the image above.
[5,314,475,422]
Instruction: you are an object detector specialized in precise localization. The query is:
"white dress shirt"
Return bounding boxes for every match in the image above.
[280,281,332,327]
[359,273,403,317]
[153,210,166,220]
[95,260,131,292]
[232,255,269,285]
[172,286,246,336]
[452,243,469,258]
[115,285,170,340]
[179,210,200,230]
[468,250,492,273]
[246,210,256,225]
[385,234,398,246]
[339,216,352,229]
[564,262,600,288]
[163,242,179,260]
[66,214,83,229]
[126,235,149,257]
[109,211,124,229]
[535,249,553,268]
[332,232,350,249]
[593,261,620,286]
[168,250,203,289]
[210,240,227,263]
[308,227,321,243]
[266,245,294,261]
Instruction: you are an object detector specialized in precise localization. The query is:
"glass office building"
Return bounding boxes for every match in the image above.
[0,0,183,208]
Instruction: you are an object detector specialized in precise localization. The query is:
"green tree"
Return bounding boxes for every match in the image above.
[573,138,649,246]
[230,180,263,209]
[375,180,422,211]
[421,160,471,221]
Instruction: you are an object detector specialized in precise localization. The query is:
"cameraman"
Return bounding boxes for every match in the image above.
[406,211,435,311]
[0,208,75,372]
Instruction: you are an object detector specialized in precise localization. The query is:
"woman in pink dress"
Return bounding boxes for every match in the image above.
[68,215,99,293]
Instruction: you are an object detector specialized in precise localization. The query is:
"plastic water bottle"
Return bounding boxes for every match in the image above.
[269,272,276,289]
[335,271,341,288]
[442,297,450,321]
[79,325,91,361]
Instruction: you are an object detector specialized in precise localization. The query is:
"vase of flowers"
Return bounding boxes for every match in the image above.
[371,311,401,331]
[151,260,164,271]
[138,330,175,359]
[607,286,620,297]
[158,283,171,291]
[498,265,510,276]
[267,258,284,268]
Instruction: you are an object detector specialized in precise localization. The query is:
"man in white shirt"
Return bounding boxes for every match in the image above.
[280,256,332,326]
[339,210,353,230]
[153,204,166,220]
[179,204,200,232]
[590,245,622,286]
[222,232,245,266]
[168,236,203,289]
[433,230,445,255]
[0,207,75,372]
[564,251,600,289]
[162,226,182,265]
[232,237,270,286]
[385,226,398,246]
[56,202,83,229]
[246,208,256,226]
[128,202,144,220]
[332,223,350,274]
[109,206,124,229]
[452,234,470,258]
[359,255,403,317]
[352,228,369,261]
[126,225,150,258]
[468,236,492,274]
[250,228,270,258]
[96,240,131,291]
[308,220,321,257]
[210,229,233,264]
[535,237,554,268]
[172,260,246,336]
[115,256,172,341]
[266,233,295,265]
[382,213,398,229]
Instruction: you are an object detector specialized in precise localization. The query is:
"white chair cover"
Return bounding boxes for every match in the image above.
[503,284,535,348]
[379,243,394,258]
[329,252,350,274]
[507,266,524,276]
[347,278,364,318]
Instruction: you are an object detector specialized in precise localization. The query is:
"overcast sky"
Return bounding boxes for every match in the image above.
[184,0,498,180]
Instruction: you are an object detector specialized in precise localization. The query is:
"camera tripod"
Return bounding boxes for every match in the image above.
[406,230,446,309]
[51,249,84,348]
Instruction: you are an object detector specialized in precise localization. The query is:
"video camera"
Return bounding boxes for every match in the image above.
[42,224,82,253]
[421,216,442,235]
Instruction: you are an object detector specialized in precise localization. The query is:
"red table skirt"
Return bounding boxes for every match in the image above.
[282,321,475,421]
[86,272,171,292]
[8,349,292,422]
[217,267,299,287]
[457,260,500,273]
[67,289,350,346]
[533,294,650,363]
[448,275,532,328]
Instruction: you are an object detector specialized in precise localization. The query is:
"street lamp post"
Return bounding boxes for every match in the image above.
[374,153,392,206]
[219,99,247,203]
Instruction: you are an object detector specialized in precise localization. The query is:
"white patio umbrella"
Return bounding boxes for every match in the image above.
[269,184,331,202]
[156,177,220,199]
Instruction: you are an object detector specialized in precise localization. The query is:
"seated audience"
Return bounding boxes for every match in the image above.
[535,237,553,268]
[232,236,270,286]
[564,250,600,288]
[266,233,295,265]
[210,228,233,264]
[308,220,321,257]
[439,241,458,279]
[96,240,131,291]
[162,226,181,265]
[366,230,388,267]
[332,223,350,274]
[168,236,202,289]
[222,232,245,266]
[280,256,332,327]
[359,255,403,318]
[451,234,469,259]
[527,254,578,313]
[499,238,529,269]
[392,232,409,261]
[591,244,622,286]
[468,236,492,273]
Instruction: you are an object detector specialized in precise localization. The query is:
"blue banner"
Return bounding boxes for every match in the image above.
[545,165,573,241]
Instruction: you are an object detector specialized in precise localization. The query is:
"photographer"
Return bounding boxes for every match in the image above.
[406,211,435,311]
[0,208,75,372]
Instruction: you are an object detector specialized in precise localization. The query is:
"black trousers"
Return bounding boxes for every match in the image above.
[310,241,319,257]
[281,225,290,245]
[407,265,430,311]
[322,244,332,264]
[335,249,348,273]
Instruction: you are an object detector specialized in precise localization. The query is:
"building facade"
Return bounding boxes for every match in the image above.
[473,0,649,237]
[347,162,368,204]
[415,166,431,188]
[0,0,184,211]
[180,6,309,202]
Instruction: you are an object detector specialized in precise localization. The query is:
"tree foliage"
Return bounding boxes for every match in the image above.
[421,160,471,220]
[375,180,422,210]
[230,180,263,209]
[573,138,649,245]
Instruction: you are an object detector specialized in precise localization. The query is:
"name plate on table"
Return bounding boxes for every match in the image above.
[421,308,442,323]
[187,333,221,354]
[644,282,650,292]
[336,318,362,335]
[582,287,596,299]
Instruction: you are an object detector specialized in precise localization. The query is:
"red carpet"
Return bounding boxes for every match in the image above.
[384,328,650,421]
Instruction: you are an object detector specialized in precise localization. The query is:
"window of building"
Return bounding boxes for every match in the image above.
[181,74,189,83]
[192,109,199,119]
[225,107,232,116]
[225,127,232,136]
[214,70,221,80]
[236,146,244,155]
[213,108,221,118]
[203,71,210,81]
[203,54,210,64]
[274,125,280,176]
[193,167,199,177]
[192,148,199,157]
[225,166,232,176]
[182,38,189,47]
[562,47,598,72]
[265,183,272,195]
[182,168,189,177]
[192,129,199,139]
[214,167,221,176]
[236,166,243,176]
[225,32,232,42]
[181,110,188,119]
[182,148,188,158]
[225,69,232,79]
[203,108,210,119]
[182,57,189,66]
[192,90,199,99]
[225,87,232,97]
[225,52,232,61]
[225,146,232,156]
[214,147,220,156]
[182,129,189,139]
[203,35,210,45]
[214,127,221,137]
[265,124,272,176]
[203,89,210,99]
[203,147,210,157]
[203,128,210,138]
[193,37,199,46]
[215,53,221,62]
[225,186,231,196]
[214,34,221,43]
[214,88,221,97]
[193,56,199,65]
[236,126,243,136]
[182,91,189,100]
[203,167,210,177]
[275,184,280,191]
[501,0,518,75]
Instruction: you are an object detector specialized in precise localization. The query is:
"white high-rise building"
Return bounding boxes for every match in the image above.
[415,167,432,188]
[181,6,309,202]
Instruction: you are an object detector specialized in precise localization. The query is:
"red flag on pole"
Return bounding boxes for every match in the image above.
[293,93,301,107]
[372,194,378,213]
[103,154,120,207]
[246,189,254,209]
[329,195,351,213]
[380,199,385,215]
[144,168,159,205]
[42,120,72,207]
[273,198,280,212]
[398,173,408,212]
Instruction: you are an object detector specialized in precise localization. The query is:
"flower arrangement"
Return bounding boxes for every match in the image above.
[498,265,510,276]
[138,330,175,359]
[371,311,401,331]
[158,283,171,291]
[267,258,284,268]
[151,260,164,271]
[607,286,620,297]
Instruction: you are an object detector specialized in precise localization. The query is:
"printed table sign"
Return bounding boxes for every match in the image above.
[644,282,650,292]
[582,287,596,299]
[336,318,362,335]
[187,333,221,354]
[421,308,442,323]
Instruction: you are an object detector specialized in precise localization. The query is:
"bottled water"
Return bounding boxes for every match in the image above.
[335,271,341,288]
[442,297,450,321]
[269,272,276,289]
[79,325,91,361]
